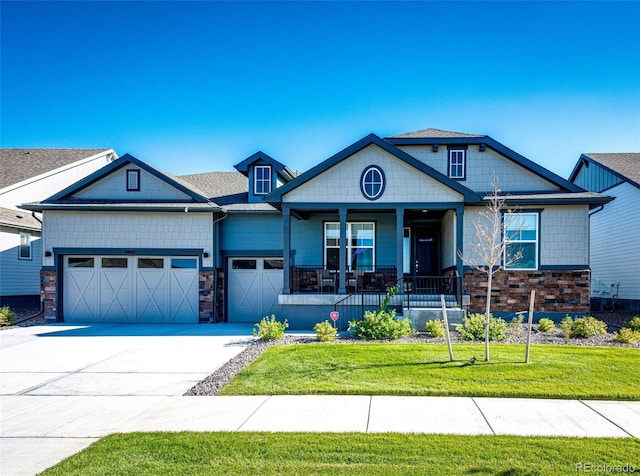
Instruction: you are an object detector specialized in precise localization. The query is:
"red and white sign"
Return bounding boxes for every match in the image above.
[330,311,339,322]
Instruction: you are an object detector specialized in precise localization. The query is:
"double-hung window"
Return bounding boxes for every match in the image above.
[504,213,538,270]
[324,222,375,270]
[448,150,466,179]
[19,232,31,260]
[254,166,271,195]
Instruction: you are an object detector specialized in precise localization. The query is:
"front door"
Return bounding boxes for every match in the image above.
[413,226,440,276]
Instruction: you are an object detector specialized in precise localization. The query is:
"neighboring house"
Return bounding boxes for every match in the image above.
[1,149,117,307]
[569,153,640,312]
[22,129,611,328]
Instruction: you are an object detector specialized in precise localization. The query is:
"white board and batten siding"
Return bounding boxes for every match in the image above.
[590,182,640,300]
[283,144,463,204]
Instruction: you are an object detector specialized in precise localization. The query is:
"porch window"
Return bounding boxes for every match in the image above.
[254,165,271,195]
[504,212,538,270]
[324,222,375,270]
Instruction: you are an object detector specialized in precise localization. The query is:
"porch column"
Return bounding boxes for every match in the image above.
[283,206,291,294]
[456,205,464,278]
[396,207,404,285]
[338,208,347,294]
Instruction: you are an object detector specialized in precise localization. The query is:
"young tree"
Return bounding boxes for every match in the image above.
[457,176,522,361]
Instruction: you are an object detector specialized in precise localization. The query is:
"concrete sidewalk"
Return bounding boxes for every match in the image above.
[2,394,639,476]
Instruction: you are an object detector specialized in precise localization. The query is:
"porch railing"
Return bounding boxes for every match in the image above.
[332,275,462,326]
[290,265,397,294]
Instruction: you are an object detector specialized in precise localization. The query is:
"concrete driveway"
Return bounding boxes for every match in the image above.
[0,322,254,475]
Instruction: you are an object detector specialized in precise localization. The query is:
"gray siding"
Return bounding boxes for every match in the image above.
[590,182,640,300]
[0,227,42,296]
[397,145,560,192]
[221,214,283,252]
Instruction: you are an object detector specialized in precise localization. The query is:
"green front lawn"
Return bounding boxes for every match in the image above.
[219,343,640,400]
[42,432,639,475]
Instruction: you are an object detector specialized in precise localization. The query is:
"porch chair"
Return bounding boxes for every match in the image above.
[316,269,336,293]
[347,269,364,292]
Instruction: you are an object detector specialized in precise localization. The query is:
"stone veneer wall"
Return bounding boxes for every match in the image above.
[199,271,214,322]
[41,270,57,320]
[463,269,590,314]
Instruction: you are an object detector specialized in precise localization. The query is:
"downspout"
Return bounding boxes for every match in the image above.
[586,205,605,314]
[16,212,45,323]
[212,210,228,323]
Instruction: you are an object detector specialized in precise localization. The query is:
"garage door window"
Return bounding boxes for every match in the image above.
[138,258,164,268]
[171,258,197,269]
[232,259,257,269]
[264,259,283,270]
[68,257,94,268]
[102,257,128,268]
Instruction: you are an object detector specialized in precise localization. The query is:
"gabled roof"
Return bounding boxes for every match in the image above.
[0,206,41,231]
[388,128,484,139]
[570,153,640,190]
[0,149,114,189]
[179,171,278,212]
[266,133,479,204]
[234,151,295,182]
[386,129,582,193]
[43,154,210,203]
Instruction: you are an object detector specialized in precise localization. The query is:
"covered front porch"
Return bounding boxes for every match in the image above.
[278,204,465,323]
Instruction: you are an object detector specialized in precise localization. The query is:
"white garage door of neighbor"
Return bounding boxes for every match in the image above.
[64,256,199,323]
[228,258,284,322]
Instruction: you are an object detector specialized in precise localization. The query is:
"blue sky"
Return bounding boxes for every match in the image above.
[2,1,639,178]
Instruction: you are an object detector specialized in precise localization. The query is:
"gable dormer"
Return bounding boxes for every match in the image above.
[234,151,294,203]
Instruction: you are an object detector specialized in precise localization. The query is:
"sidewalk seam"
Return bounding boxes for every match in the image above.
[472,398,495,435]
[235,396,270,432]
[579,400,635,438]
[365,396,372,433]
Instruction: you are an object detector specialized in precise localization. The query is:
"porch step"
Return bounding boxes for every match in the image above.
[403,307,464,332]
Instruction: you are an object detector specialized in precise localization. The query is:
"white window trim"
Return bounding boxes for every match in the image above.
[448,150,466,179]
[324,222,376,269]
[254,165,272,195]
[503,212,539,270]
[19,232,32,260]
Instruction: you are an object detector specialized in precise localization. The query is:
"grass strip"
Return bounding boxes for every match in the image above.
[219,343,640,400]
[42,432,639,475]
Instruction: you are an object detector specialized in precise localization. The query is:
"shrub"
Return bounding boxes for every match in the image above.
[559,316,574,341]
[349,309,413,340]
[425,319,446,338]
[455,313,508,341]
[253,314,288,341]
[313,320,338,342]
[349,286,413,340]
[537,318,555,333]
[570,316,607,338]
[613,328,640,344]
[0,306,16,327]
[627,316,640,332]
[509,313,525,328]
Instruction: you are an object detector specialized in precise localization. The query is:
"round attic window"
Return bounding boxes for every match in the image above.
[360,166,385,200]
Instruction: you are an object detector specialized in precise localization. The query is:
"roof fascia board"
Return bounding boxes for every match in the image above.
[0,149,117,194]
[43,154,210,203]
[466,196,614,207]
[20,203,220,213]
[266,133,478,203]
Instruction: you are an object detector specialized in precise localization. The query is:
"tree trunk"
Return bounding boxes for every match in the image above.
[485,272,492,361]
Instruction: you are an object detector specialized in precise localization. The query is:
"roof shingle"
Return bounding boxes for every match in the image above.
[387,128,484,139]
[582,153,640,186]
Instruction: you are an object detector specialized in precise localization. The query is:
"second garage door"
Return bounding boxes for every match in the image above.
[64,256,199,323]
[227,257,285,322]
